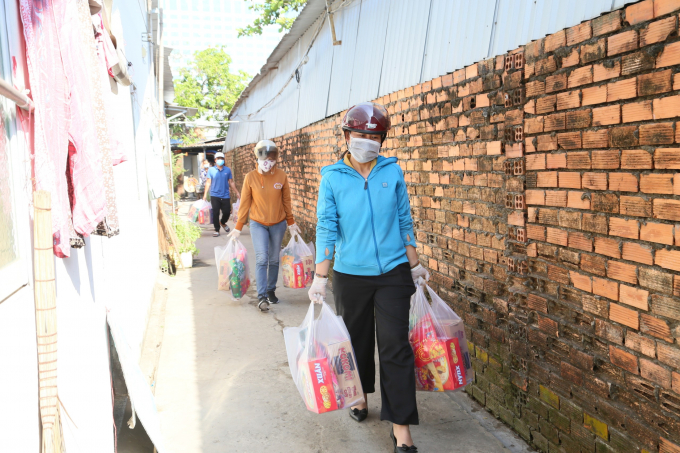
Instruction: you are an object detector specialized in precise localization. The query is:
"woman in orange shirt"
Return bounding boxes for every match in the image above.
[228,140,300,312]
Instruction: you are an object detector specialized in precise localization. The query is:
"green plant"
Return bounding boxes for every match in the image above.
[171,214,202,256]
[237,0,306,37]
[172,153,186,188]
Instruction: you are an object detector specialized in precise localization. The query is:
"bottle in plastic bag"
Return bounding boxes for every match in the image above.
[280,233,314,289]
[188,199,212,225]
[409,281,468,392]
[230,199,240,223]
[214,237,251,300]
[283,300,364,414]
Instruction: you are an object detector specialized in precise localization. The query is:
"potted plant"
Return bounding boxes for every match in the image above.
[171,214,201,268]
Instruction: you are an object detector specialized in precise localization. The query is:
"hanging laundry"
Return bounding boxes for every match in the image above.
[19,0,73,257]
[93,12,127,167]
[74,0,120,237]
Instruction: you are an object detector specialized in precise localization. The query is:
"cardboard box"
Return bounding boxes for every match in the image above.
[299,358,338,414]
[327,340,363,408]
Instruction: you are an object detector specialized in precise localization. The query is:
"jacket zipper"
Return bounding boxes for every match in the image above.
[364,178,383,273]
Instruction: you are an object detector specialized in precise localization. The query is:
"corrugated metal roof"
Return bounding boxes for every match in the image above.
[226,0,629,151]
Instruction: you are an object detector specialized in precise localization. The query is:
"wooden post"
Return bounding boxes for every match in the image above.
[33,191,64,453]
[326,0,342,46]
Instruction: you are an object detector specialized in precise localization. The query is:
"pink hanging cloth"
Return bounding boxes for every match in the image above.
[19,0,73,257]
[55,0,107,237]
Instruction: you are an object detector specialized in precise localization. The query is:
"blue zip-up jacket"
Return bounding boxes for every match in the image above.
[315,155,417,276]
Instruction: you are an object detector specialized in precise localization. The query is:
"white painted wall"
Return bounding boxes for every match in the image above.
[0,0,166,451]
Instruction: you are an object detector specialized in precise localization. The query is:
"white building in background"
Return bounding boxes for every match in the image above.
[164,0,285,77]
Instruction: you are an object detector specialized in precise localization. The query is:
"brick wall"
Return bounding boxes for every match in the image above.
[229,2,680,451]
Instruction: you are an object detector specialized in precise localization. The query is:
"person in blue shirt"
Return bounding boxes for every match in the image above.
[308,103,429,452]
[203,152,240,237]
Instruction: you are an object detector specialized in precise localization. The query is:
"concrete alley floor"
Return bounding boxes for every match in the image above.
[152,202,534,453]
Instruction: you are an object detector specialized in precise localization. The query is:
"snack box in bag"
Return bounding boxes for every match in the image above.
[327,340,363,402]
[298,358,339,414]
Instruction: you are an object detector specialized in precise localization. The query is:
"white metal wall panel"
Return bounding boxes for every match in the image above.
[489,0,615,57]
[297,16,334,128]
[225,0,627,151]
[348,0,390,106]
[326,0,362,116]
[378,0,431,97]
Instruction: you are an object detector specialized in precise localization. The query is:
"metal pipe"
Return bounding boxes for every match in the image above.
[0,77,34,111]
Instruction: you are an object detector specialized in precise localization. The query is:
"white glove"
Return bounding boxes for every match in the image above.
[308,275,328,304]
[227,229,241,239]
[411,263,430,283]
[289,223,301,236]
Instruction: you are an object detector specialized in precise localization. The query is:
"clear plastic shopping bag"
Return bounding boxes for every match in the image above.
[280,233,314,289]
[230,199,240,223]
[214,237,251,300]
[409,280,468,392]
[426,284,473,384]
[284,300,365,414]
[188,199,212,225]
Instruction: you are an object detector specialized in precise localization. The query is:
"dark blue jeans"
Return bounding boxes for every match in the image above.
[249,220,287,298]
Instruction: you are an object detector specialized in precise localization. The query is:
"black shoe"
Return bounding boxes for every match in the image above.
[391,428,418,452]
[257,297,269,312]
[349,407,368,422]
[267,290,279,304]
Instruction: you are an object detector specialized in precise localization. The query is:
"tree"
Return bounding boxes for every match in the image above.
[237,0,307,37]
[172,46,250,139]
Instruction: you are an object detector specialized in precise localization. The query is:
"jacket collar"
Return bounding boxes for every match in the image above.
[321,154,396,177]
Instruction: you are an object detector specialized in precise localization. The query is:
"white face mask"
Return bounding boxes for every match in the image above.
[258,158,276,173]
[348,137,381,163]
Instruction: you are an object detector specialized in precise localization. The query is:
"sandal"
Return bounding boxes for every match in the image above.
[213,232,220,237]
[349,407,368,422]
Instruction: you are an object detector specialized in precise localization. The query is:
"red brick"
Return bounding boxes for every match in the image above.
[571,270,592,292]
[593,277,619,300]
[608,173,638,192]
[567,151,591,169]
[556,90,580,110]
[655,199,680,221]
[567,22,592,46]
[524,117,544,134]
[537,171,558,187]
[546,73,567,93]
[660,438,680,453]
[638,69,672,96]
[620,195,652,216]
[657,41,680,67]
[640,358,671,388]
[641,221,675,244]
[546,153,566,169]
[559,172,581,189]
[655,148,680,169]
[609,30,639,57]
[582,85,607,106]
[607,78,637,101]
[547,227,568,246]
[582,130,609,149]
[626,0,654,25]
[526,154,546,170]
[622,100,652,123]
[640,17,677,46]
[594,61,621,82]
[544,30,566,53]
[568,191,590,209]
[653,94,680,119]
[527,224,546,241]
[536,95,557,114]
[562,48,580,68]
[641,122,675,144]
[526,80,545,98]
[640,173,673,195]
[610,126,639,147]
[568,66,593,88]
[544,113,565,131]
[582,172,607,190]
[526,190,545,205]
[595,237,621,258]
[610,217,639,239]
[654,0,680,17]
[625,331,656,357]
[592,105,620,126]
[558,132,582,149]
[591,150,620,169]
[655,248,680,271]
[619,284,648,310]
[621,150,653,169]
[581,39,606,64]
[657,342,680,369]
[674,372,680,394]
[593,11,622,37]
[622,242,653,264]
[609,344,639,372]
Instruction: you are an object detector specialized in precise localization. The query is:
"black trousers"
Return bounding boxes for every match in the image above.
[333,262,418,425]
[210,196,231,232]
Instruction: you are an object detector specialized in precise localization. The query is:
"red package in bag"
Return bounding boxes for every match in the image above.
[409,281,468,392]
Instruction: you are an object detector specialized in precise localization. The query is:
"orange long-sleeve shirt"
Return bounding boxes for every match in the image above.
[235,167,295,230]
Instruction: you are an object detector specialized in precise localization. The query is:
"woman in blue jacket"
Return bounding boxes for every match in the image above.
[309,102,428,453]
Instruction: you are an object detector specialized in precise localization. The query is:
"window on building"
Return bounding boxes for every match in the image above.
[213,0,221,12]
[203,0,210,12]
[167,0,177,9]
